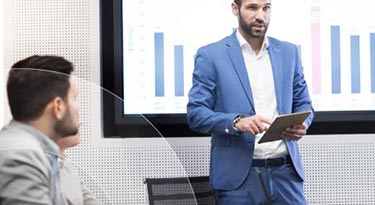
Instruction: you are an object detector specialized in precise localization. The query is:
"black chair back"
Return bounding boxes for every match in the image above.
[144,176,216,205]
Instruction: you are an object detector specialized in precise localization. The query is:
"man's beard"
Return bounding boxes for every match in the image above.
[238,13,268,38]
[55,109,78,138]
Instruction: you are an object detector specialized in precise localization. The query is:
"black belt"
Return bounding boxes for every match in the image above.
[252,155,292,167]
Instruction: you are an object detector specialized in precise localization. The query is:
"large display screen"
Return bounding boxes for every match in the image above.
[101,0,375,137]
[122,0,375,114]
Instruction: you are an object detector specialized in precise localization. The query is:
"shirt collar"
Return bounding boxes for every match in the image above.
[236,29,269,53]
[9,120,59,157]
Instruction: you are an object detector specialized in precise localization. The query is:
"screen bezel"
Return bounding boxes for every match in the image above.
[100,0,375,138]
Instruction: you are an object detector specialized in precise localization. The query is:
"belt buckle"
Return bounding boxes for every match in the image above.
[264,158,271,167]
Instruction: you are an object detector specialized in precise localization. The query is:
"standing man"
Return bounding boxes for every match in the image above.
[0,55,80,204]
[187,0,314,204]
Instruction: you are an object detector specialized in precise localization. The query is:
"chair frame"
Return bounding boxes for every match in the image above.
[144,176,215,205]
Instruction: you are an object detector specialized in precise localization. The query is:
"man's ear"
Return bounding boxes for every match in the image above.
[232,3,239,16]
[51,97,66,120]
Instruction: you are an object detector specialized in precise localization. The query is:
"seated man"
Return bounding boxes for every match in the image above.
[0,55,80,204]
[58,134,98,205]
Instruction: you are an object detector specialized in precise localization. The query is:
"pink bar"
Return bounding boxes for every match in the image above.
[311,6,321,94]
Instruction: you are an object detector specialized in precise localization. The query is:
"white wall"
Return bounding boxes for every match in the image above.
[0,0,4,127]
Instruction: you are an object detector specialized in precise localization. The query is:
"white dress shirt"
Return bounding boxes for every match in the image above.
[236,31,288,159]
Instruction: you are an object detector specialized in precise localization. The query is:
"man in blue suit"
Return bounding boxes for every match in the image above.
[187,0,314,204]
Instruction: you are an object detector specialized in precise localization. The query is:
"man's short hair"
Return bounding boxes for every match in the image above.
[234,0,241,6]
[7,55,74,122]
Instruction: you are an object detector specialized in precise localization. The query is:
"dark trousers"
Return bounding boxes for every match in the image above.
[215,164,307,205]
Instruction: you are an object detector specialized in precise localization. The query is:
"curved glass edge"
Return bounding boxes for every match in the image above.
[0,69,203,204]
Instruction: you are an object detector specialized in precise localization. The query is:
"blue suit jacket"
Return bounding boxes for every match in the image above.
[187,32,314,191]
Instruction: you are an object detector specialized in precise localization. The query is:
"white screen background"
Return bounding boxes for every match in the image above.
[122,0,375,114]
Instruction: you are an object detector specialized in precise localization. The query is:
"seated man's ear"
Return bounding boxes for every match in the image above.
[50,97,67,120]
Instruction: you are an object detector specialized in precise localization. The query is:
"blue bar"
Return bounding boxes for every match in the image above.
[331,26,341,93]
[371,33,375,93]
[154,32,164,97]
[350,35,360,93]
[174,45,184,96]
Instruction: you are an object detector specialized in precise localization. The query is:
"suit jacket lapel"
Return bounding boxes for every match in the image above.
[226,34,255,110]
[268,38,283,112]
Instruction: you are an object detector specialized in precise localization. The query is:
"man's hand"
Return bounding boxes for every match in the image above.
[281,123,308,141]
[235,115,272,135]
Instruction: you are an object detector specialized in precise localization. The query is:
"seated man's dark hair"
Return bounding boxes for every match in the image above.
[7,55,74,121]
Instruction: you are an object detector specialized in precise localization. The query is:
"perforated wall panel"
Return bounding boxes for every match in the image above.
[67,142,210,204]
[301,135,375,205]
[6,0,375,204]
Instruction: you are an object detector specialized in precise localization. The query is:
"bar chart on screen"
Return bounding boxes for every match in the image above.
[121,0,375,115]
[304,0,375,111]
[311,1,375,111]
[261,0,375,111]
[122,0,235,114]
